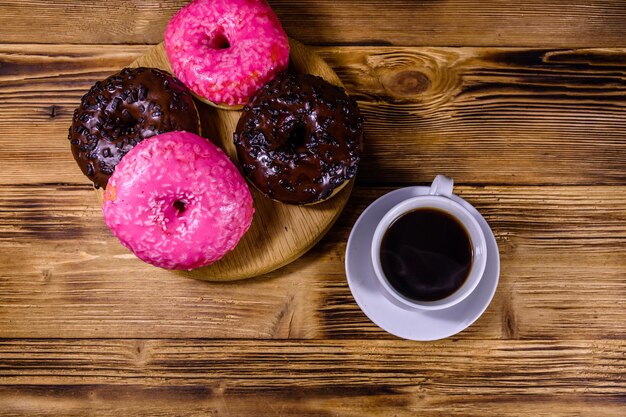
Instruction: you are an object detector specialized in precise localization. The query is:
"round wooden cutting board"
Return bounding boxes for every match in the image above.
[95,39,354,281]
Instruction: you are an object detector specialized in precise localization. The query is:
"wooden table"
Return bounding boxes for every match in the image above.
[1,1,625,415]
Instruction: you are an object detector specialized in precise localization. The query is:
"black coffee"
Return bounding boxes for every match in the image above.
[380,208,473,302]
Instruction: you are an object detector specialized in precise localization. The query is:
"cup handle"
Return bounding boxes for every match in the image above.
[429,175,454,197]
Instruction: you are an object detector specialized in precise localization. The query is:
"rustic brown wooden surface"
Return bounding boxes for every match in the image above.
[0,1,625,416]
[3,1,626,47]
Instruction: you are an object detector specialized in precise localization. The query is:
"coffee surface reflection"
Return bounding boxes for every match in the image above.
[380,208,473,302]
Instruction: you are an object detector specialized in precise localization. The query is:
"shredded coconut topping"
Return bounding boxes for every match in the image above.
[103,131,255,270]
[164,0,290,106]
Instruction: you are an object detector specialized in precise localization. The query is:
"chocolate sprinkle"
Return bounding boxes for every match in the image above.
[234,74,364,205]
[68,67,199,188]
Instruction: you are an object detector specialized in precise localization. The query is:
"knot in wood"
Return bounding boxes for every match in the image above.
[384,70,430,96]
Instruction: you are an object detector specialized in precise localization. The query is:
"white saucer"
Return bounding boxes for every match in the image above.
[345,187,500,341]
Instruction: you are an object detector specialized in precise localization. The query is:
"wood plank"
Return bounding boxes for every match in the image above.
[2,392,623,417]
[321,46,626,185]
[2,1,626,47]
[1,184,624,340]
[2,44,626,185]
[0,339,624,416]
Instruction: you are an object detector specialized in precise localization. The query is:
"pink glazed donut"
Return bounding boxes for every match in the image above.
[102,131,254,270]
[164,0,290,107]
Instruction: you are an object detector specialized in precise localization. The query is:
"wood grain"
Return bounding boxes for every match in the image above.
[1,184,624,340]
[2,1,626,48]
[3,44,626,186]
[0,339,624,416]
[321,46,626,185]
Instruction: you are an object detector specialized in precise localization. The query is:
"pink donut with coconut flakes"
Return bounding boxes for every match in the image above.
[164,0,290,107]
[102,131,254,270]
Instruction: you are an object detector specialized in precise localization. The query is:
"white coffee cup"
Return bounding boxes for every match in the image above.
[371,175,487,310]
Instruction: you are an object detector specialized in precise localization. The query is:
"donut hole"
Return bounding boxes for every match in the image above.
[278,121,309,153]
[120,119,139,136]
[173,200,186,215]
[102,112,139,139]
[288,123,307,145]
[207,28,230,50]
[150,196,193,233]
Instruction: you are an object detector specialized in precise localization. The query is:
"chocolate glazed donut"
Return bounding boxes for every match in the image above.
[68,67,200,189]
[234,74,364,205]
